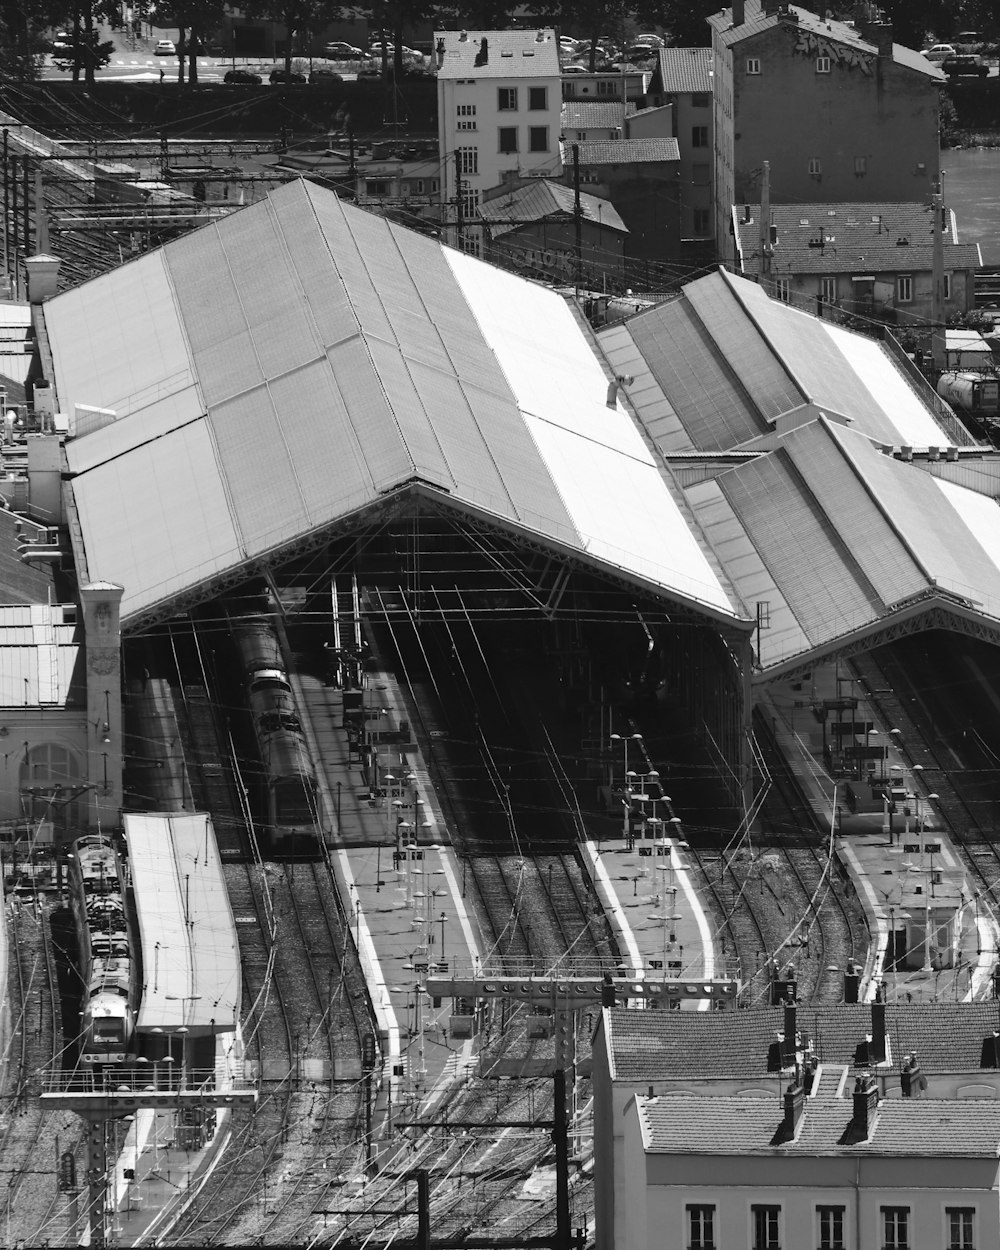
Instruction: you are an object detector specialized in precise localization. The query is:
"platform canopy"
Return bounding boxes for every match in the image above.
[125,812,239,1036]
[44,179,741,634]
[599,268,1000,676]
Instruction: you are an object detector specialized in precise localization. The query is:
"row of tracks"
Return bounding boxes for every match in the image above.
[0,889,79,1247]
[136,622,371,1246]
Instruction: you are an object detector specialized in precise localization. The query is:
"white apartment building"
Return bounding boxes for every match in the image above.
[435,28,562,249]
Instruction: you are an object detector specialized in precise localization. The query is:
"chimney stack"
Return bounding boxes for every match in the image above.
[870,1001,886,1063]
[864,21,893,56]
[782,1077,805,1138]
[733,0,746,24]
[852,1074,880,1139]
[783,1001,798,1065]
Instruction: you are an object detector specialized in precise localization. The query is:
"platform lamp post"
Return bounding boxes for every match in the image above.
[920,800,940,975]
[610,733,642,841]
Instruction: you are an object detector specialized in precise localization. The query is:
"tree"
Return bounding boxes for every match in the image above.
[657,0,719,47]
[358,0,437,76]
[244,0,332,73]
[153,0,227,85]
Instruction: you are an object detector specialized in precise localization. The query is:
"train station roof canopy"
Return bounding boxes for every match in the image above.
[126,812,239,1036]
[44,179,743,635]
[599,268,1000,679]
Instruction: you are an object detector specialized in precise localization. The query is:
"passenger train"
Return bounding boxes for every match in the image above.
[231,614,319,857]
[66,834,139,1065]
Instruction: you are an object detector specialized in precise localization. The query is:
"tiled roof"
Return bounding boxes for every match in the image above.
[655,46,714,93]
[708,1,944,79]
[638,1090,1000,1157]
[478,179,627,236]
[735,202,983,276]
[572,138,679,165]
[561,100,631,131]
[435,28,561,79]
[605,1002,1000,1080]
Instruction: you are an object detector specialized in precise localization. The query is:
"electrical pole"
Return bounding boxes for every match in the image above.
[454,150,463,249]
[572,144,582,295]
[759,158,771,284]
[931,175,946,373]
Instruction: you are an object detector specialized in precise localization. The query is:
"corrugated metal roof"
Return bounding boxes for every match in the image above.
[436,28,561,79]
[654,46,714,93]
[478,180,627,237]
[573,138,679,164]
[127,813,239,1034]
[54,181,739,627]
[0,300,33,392]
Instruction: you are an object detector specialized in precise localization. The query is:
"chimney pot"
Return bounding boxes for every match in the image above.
[782,1078,805,1139]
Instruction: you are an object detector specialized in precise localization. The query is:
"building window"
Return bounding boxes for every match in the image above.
[693,207,710,235]
[944,272,952,300]
[687,1205,716,1249]
[820,276,837,304]
[817,1206,845,1250]
[457,103,476,116]
[752,1204,781,1250]
[776,277,791,303]
[365,180,389,196]
[855,155,867,175]
[498,127,518,153]
[413,180,424,194]
[528,85,547,110]
[692,125,708,147]
[808,157,822,177]
[457,120,478,130]
[816,55,831,72]
[498,87,518,111]
[882,1206,910,1250]
[575,130,587,140]
[691,92,710,106]
[459,188,480,222]
[897,274,913,303]
[596,79,619,96]
[747,57,761,74]
[947,1207,975,1249]
[529,126,549,152]
[459,146,478,175]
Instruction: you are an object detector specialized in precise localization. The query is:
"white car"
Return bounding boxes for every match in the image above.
[922,43,956,62]
[154,39,176,56]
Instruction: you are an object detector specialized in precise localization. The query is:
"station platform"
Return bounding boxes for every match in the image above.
[290,666,724,1123]
[759,672,1000,1006]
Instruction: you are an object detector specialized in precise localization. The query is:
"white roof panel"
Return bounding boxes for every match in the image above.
[65,386,204,475]
[819,322,951,447]
[72,419,242,620]
[926,479,1000,615]
[127,812,239,1034]
[46,251,195,424]
[524,415,734,612]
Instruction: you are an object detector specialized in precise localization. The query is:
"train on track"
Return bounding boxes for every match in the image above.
[936,370,1000,418]
[66,834,139,1065]
[231,614,320,857]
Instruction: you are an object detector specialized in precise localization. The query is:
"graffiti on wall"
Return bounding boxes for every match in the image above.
[792,28,876,75]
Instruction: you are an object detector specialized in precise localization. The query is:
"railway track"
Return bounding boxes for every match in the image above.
[0,891,76,1247]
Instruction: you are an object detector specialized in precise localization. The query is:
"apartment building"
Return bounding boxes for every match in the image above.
[436,28,562,250]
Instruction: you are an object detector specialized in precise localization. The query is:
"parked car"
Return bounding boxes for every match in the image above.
[309,68,344,86]
[942,53,989,76]
[633,33,665,47]
[624,44,659,61]
[324,41,362,59]
[269,67,306,84]
[224,67,262,84]
[922,43,956,62]
[356,65,383,80]
[154,39,176,55]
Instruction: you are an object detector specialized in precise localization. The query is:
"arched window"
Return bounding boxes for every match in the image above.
[19,744,83,837]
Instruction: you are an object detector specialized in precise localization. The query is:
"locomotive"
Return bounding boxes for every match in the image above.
[231,615,319,857]
[66,834,139,1065]
[936,371,1000,418]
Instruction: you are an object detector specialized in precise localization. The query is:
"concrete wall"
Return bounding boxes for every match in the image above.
[732,26,938,208]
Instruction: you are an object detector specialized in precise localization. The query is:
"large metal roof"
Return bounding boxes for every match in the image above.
[600,268,1000,676]
[46,180,739,631]
[126,812,239,1036]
